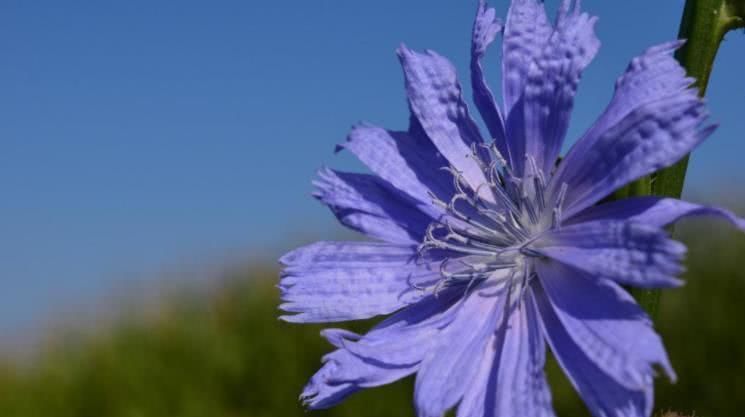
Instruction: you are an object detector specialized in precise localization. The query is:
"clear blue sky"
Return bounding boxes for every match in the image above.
[0,1,743,335]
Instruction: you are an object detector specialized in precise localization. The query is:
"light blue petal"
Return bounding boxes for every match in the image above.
[535,260,675,391]
[340,289,462,368]
[414,290,505,417]
[301,292,462,409]
[397,45,492,197]
[471,1,507,158]
[567,41,692,159]
[502,0,552,116]
[535,220,686,288]
[457,292,555,417]
[500,0,553,171]
[568,196,745,231]
[279,241,436,322]
[551,41,713,218]
[338,120,455,213]
[313,168,434,243]
[455,332,498,417]
[532,273,658,417]
[521,2,599,175]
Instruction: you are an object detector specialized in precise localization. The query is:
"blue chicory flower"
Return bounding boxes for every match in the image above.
[279,1,745,416]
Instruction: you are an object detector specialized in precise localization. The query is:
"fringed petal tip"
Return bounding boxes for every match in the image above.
[396,43,443,59]
[320,328,361,348]
[333,121,375,154]
[397,43,462,88]
[278,313,303,323]
[395,43,414,60]
[666,277,686,289]
[277,246,306,267]
[299,303,447,409]
[299,360,357,410]
[473,0,503,57]
[738,218,745,232]
[658,356,678,384]
[644,39,686,57]
[311,167,346,205]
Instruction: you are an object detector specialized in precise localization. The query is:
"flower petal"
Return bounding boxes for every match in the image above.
[533,266,666,417]
[313,168,434,243]
[414,290,505,417]
[455,332,498,417]
[552,41,713,218]
[569,41,692,158]
[520,2,599,175]
[471,0,507,157]
[555,96,712,219]
[457,292,555,417]
[279,241,435,323]
[502,0,552,115]
[535,260,675,388]
[535,220,686,288]
[397,45,492,197]
[568,196,745,231]
[300,354,360,410]
[339,288,462,368]
[337,119,455,213]
[500,0,553,171]
[301,292,462,409]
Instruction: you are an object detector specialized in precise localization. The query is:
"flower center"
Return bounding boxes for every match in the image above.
[417,143,567,295]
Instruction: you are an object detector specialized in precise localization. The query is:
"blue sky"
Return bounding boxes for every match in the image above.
[0,0,743,335]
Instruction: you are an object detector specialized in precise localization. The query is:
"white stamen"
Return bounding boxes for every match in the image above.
[417,140,567,299]
[552,182,569,228]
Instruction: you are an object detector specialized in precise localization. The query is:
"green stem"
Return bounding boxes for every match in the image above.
[653,0,745,199]
[628,0,745,315]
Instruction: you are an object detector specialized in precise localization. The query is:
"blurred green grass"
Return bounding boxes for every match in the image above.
[0,221,743,417]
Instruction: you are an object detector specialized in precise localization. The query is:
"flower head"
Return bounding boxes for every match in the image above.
[279,1,745,416]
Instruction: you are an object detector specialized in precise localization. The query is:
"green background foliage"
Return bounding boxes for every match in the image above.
[0,221,742,417]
